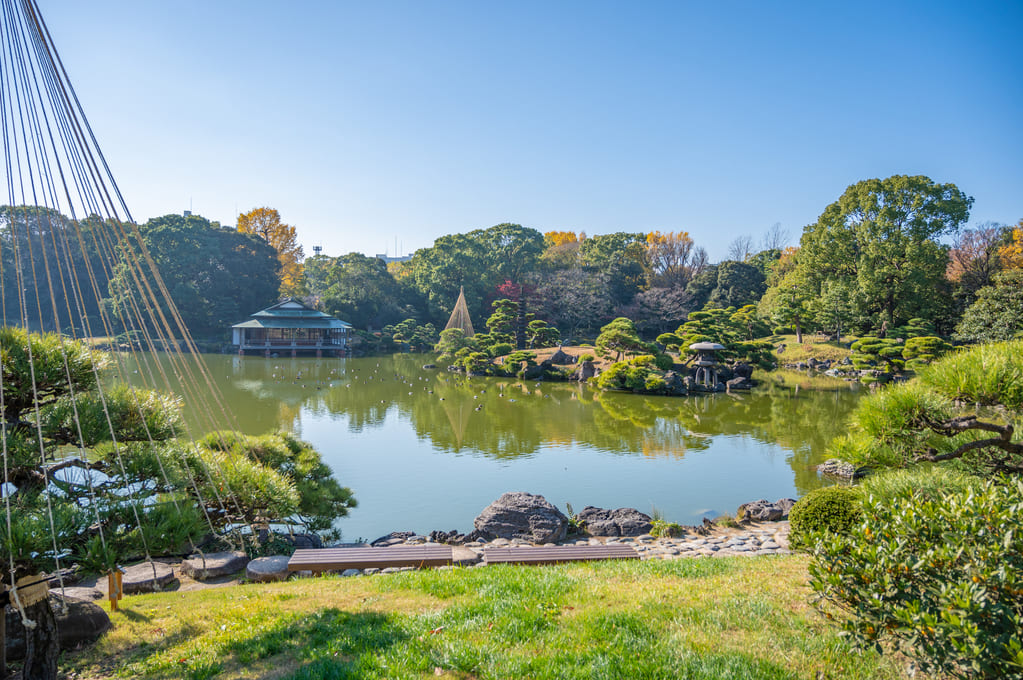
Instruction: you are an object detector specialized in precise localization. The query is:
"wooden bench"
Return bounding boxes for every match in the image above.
[483,544,640,566]
[288,545,453,574]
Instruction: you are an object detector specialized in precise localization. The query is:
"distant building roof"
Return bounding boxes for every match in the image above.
[231,298,352,330]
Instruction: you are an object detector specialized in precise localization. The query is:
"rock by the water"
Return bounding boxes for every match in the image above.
[429,529,467,545]
[246,555,291,583]
[473,492,569,544]
[662,371,688,396]
[732,363,754,379]
[548,348,577,365]
[372,531,416,547]
[120,561,175,594]
[726,376,752,390]
[575,507,653,537]
[6,593,111,660]
[522,363,546,380]
[422,364,436,369]
[736,499,783,522]
[777,498,797,517]
[574,360,596,382]
[816,458,858,479]
[182,550,249,581]
[736,498,798,521]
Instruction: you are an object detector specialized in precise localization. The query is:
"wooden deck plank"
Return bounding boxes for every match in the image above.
[288,545,453,572]
[483,544,640,565]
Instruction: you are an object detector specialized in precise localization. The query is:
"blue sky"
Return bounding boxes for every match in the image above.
[43,0,1022,261]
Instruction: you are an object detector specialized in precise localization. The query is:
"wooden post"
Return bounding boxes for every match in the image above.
[107,569,123,612]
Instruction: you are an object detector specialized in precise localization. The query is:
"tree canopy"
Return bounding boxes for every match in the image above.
[237,207,305,298]
[786,175,972,331]
[107,213,281,337]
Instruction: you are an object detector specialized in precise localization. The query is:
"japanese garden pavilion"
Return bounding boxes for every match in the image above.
[231,299,353,357]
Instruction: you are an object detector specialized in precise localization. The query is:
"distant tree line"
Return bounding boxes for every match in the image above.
[2,174,1020,346]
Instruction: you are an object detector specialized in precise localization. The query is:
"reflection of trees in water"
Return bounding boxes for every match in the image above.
[132,354,860,490]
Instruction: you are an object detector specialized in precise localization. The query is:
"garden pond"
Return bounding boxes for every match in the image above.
[127,353,862,541]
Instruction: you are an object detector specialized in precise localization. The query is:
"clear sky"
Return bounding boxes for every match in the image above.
[42,0,1022,261]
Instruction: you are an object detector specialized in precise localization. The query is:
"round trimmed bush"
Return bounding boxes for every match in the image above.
[789,486,862,549]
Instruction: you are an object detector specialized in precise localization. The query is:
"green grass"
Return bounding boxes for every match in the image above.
[769,334,855,365]
[62,555,921,680]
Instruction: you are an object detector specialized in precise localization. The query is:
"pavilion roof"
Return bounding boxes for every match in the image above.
[231,298,352,329]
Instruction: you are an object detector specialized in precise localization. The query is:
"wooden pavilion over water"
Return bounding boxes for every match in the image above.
[231,298,353,357]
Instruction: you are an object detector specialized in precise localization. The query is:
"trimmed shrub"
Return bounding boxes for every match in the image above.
[489,342,514,358]
[577,353,595,363]
[809,479,1023,679]
[789,486,861,549]
[652,353,675,371]
[902,336,952,371]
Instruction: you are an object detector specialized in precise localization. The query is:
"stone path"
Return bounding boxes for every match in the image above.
[329,521,791,576]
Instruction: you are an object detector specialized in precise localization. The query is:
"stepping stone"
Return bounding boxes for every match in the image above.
[55,586,103,601]
[120,561,175,594]
[246,555,290,583]
[182,551,250,581]
[341,569,361,577]
[452,546,482,566]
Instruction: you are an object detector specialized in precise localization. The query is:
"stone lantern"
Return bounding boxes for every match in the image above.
[689,341,725,388]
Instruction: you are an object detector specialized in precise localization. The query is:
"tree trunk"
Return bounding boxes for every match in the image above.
[794,316,803,344]
[21,598,58,680]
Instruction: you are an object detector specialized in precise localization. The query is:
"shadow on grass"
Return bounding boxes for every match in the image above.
[220,608,412,680]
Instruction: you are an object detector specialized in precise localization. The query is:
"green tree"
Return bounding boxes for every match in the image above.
[320,253,409,329]
[579,232,649,306]
[107,213,280,338]
[705,260,767,309]
[406,224,543,324]
[595,317,653,361]
[795,175,972,329]
[955,269,1023,343]
[526,319,560,348]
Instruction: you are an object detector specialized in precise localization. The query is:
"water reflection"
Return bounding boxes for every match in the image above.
[125,353,861,537]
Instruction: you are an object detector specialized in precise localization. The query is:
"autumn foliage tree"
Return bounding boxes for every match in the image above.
[645,230,708,289]
[237,207,305,298]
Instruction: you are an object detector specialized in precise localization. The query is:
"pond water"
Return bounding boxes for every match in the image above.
[128,353,861,542]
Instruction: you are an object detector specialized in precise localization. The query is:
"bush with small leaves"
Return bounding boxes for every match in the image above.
[489,342,514,358]
[808,478,1023,680]
[788,486,862,549]
[902,336,953,371]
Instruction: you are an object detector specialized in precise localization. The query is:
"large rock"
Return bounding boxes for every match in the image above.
[662,372,687,396]
[54,586,103,601]
[6,593,111,660]
[574,360,597,382]
[181,550,250,581]
[120,561,175,594]
[548,348,577,365]
[726,376,752,390]
[372,531,416,547]
[736,498,797,522]
[816,458,857,479]
[575,507,653,537]
[473,492,569,544]
[732,363,754,379]
[246,555,291,583]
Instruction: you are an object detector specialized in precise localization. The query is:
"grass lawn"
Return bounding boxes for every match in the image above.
[768,335,855,366]
[64,555,917,680]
